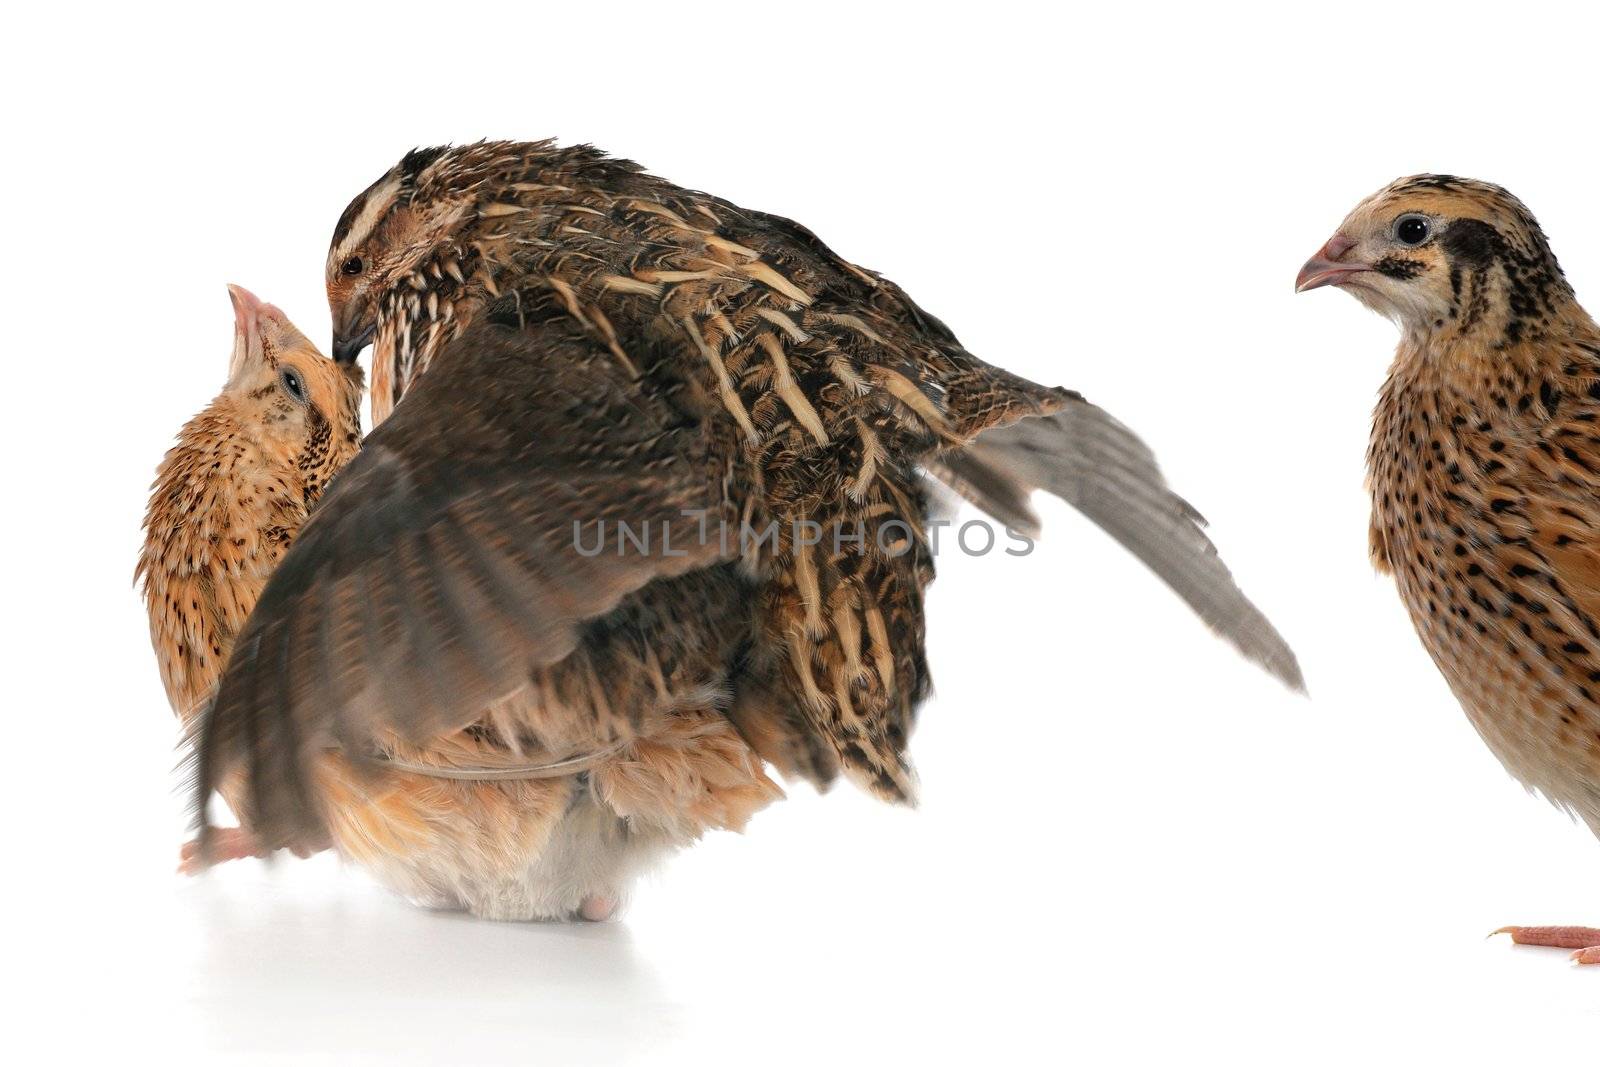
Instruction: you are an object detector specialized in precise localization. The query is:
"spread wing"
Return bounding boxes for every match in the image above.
[194,318,729,852]
[929,397,1306,692]
[704,204,1303,690]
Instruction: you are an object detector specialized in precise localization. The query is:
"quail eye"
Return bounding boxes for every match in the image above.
[1394,214,1432,246]
[280,368,307,403]
[341,256,364,276]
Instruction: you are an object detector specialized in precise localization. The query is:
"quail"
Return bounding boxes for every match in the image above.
[193,141,1302,920]
[1299,174,1600,963]
[139,286,363,868]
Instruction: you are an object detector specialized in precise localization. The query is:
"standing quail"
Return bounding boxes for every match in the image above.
[193,141,1302,919]
[1300,174,1600,963]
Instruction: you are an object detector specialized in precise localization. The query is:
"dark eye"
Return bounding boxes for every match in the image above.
[1395,214,1432,246]
[341,256,364,276]
[280,368,307,403]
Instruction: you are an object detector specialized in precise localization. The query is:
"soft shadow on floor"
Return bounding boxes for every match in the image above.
[175,863,678,1065]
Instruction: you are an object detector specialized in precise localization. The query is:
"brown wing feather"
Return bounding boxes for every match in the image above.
[334,143,1304,809]
[196,318,730,852]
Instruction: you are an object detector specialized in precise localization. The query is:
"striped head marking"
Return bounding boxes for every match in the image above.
[327,143,545,421]
[1296,175,1574,345]
[326,146,476,358]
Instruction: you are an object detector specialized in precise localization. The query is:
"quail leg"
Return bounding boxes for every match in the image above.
[1493,926,1600,964]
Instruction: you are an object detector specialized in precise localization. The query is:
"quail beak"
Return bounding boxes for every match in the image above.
[228,283,286,336]
[332,323,375,364]
[226,284,288,384]
[332,302,376,365]
[1295,234,1373,293]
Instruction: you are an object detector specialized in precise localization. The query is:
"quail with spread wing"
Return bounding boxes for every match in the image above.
[195,141,1302,919]
[1299,174,1600,963]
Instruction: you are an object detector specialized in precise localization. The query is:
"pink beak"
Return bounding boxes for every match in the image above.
[224,284,294,385]
[1295,234,1372,293]
[226,283,287,337]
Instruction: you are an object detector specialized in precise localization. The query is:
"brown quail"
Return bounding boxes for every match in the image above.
[193,141,1302,919]
[139,286,362,868]
[1300,174,1600,963]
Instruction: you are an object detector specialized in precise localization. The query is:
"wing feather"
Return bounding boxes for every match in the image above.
[196,319,729,851]
[934,398,1304,692]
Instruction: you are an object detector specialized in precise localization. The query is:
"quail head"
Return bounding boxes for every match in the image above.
[191,141,1303,921]
[1300,175,1600,963]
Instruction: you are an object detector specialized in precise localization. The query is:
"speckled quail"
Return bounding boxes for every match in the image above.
[1300,174,1600,963]
[140,286,361,869]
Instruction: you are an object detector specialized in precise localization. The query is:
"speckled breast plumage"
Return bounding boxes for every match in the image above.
[1369,343,1600,831]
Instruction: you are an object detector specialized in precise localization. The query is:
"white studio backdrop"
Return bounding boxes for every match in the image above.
[5,1,1596,1063]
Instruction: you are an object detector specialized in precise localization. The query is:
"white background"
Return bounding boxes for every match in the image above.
[7,1,1598,1062]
